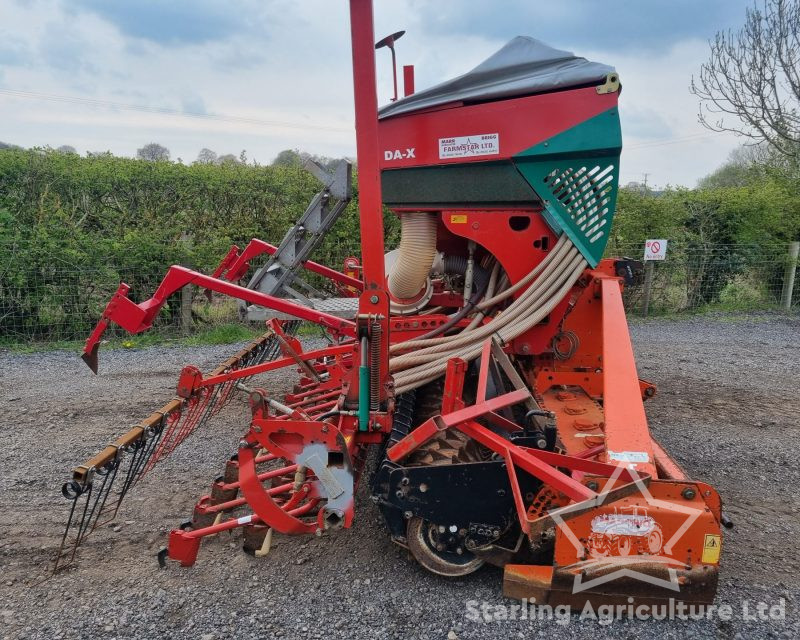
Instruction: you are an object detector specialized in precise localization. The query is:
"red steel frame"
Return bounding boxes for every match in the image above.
[599,276,657,476]
[81,265,357,371]
[349,0,391,407]
[158,271,722,581]
[386,340,648,537]
[65,1,725,604]
[210,238,364,294]
[350,0,385,292]
[162,327,647,567]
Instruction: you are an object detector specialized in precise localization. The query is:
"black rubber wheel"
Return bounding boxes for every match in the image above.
[406,517,484,577]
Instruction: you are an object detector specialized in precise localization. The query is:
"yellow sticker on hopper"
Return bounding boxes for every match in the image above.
[701,534,721,563]
[450,214,467,224]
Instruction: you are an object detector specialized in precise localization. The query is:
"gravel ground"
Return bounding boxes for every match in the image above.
[0,313,798,639]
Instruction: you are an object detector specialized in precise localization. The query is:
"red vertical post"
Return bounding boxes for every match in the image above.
[403,65,415,96]
[349,0,385,291]
[348,0,390,412]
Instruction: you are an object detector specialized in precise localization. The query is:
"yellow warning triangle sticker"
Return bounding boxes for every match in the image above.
[702,534,722,563]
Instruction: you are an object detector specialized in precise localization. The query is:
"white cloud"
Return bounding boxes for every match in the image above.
[602,39,740,187]
[0,0,740,183]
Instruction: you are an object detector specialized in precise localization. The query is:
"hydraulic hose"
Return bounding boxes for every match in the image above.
[464,260,501,330]
[387,235,587,393]
[397,247,581,371]
[442,255,490,295]
[388,212,438,301]
[390,235,573,357]
[393,251,587,393]
[381,227,587,393]
[411,258,492,342]
[475,234,570,311]
[392,247,581,374]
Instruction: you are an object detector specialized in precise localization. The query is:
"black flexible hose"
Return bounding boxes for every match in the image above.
[442,255,490,294]
[413,259,490,341]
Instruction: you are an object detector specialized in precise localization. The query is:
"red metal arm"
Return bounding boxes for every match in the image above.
[210,244,241,280]
[386,388,530,463]
[220,239,364,291]
[177,343,354,394]
[82,266,357,372]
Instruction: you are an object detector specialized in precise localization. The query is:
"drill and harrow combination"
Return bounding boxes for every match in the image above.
[56,0,727,607]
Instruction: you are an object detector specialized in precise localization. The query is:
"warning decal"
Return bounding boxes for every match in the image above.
[450,214,468,224]
[608,450,650,464]
[439,133,499,159]
[702,534,722,564]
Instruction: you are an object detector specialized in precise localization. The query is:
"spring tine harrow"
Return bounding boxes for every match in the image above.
[54,321,303,573]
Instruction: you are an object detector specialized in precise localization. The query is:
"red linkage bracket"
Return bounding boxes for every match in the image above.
[386,340,650,539]
[213,238,364,292]
[81,265,357,373]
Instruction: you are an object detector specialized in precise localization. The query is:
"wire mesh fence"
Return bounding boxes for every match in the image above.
[0,262,242,344]
[608,241,800,315]
[0,232,367,345]
[0,240,797,346]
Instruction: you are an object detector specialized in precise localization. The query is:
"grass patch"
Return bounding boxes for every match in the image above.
[0,323,266,354]
[0,338,87,353]
[627,307,795,325]
[181,323,263,346]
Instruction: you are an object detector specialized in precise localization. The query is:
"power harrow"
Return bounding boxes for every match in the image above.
[56,0,730,607]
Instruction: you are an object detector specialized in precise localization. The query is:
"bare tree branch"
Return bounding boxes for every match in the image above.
[691,0,800,160]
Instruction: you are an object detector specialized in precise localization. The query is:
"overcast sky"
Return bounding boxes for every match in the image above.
[0,0,755,188]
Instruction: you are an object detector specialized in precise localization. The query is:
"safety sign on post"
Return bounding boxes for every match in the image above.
[644,239,667,261]
[641,239,667,318]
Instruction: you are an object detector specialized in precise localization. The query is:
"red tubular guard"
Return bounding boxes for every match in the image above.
[237,446,318,535]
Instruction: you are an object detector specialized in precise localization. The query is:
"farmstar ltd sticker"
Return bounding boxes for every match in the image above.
[550,462,706,594]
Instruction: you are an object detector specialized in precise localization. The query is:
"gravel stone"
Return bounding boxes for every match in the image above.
[0,313,798,638]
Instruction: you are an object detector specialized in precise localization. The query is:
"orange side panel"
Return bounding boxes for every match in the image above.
[599,276,657,477]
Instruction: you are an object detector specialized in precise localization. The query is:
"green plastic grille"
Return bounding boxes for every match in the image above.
[513,107,622,267]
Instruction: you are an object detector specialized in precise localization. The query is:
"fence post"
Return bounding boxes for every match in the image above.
[781,240,800,311]
[181,232,194,334]
[642,261,655,317]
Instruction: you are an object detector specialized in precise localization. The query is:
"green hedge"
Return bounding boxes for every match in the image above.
[1,147,796,340]
[0,149,395,339]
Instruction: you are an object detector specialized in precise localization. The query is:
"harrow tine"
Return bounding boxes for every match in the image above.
[80,460,121,538]
[54,480,93,572]
[118,440,147,496]
[69,484,93,564]
[206,379,232,417]
[165,393,210,456]
[54,461,119,572]
[121,421,166,498]
[54,492,80,572]
[140,411,182,477]
[58,323,307,571]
